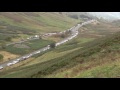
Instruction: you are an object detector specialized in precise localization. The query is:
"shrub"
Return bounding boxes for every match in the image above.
[50,43,56,48]
[61,34,65,38]
[68,15,78,19]
[5,37,12,41]
[0,54,3,61]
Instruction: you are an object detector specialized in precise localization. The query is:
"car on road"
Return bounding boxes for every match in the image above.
[16,58,20,61]
[43,48,46,51]
[37,51,41,53]
[47,46,50,49]
[29,54,33,57]
[26,56,30,59]
[23,56,27,59]
[48,44,50,46]
[21,57,27,60]
[12,60,19,64]
[0,66,3,70]
[7,63,13,66]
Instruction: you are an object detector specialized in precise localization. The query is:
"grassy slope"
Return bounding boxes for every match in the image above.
[0,31,94,77]
[46,32,120,78]
[5,39,54,55]
[0,12,79,46]
[0,12,79,61]
[0,21,120,78]
[0,12,79,33]
[0,22,105,76]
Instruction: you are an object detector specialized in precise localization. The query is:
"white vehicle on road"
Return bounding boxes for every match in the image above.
[38,51,41,53]
[12,60,19,64]
[29,54,33,57]
[7,63,13,66]
[0,66,3,70]
[16,58,20,61]
[26,55,30,59]
[22,56,27,60]
[43,48,47,51]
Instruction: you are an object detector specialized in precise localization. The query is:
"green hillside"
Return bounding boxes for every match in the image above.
[0,21,120,78]
[0,12,79,45]
[0,12,80,58]
[0,12,79,33]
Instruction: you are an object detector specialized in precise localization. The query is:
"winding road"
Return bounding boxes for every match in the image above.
[0,20,96,70]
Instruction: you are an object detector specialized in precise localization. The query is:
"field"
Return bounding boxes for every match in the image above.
[0,51,19,63]
[4,39,54,55]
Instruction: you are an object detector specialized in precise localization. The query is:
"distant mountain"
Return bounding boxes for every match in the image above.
[66,12,94,20]
[87,12,120,21]
[67,12,120,21]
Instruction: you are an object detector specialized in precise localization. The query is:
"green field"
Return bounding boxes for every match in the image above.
[4,39,54,55]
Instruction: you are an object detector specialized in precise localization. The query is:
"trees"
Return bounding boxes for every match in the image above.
[50,43,56,48]
[1,45,6,49]
[61,34,65,38]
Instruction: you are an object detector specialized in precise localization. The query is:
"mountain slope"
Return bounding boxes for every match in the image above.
[0,31,120,78]
[0,12,81,65]
[0,12,79,33]
[40,31,120,78]
[0,12,80,47]
[87,12,120,21]
[0,21,120,78]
